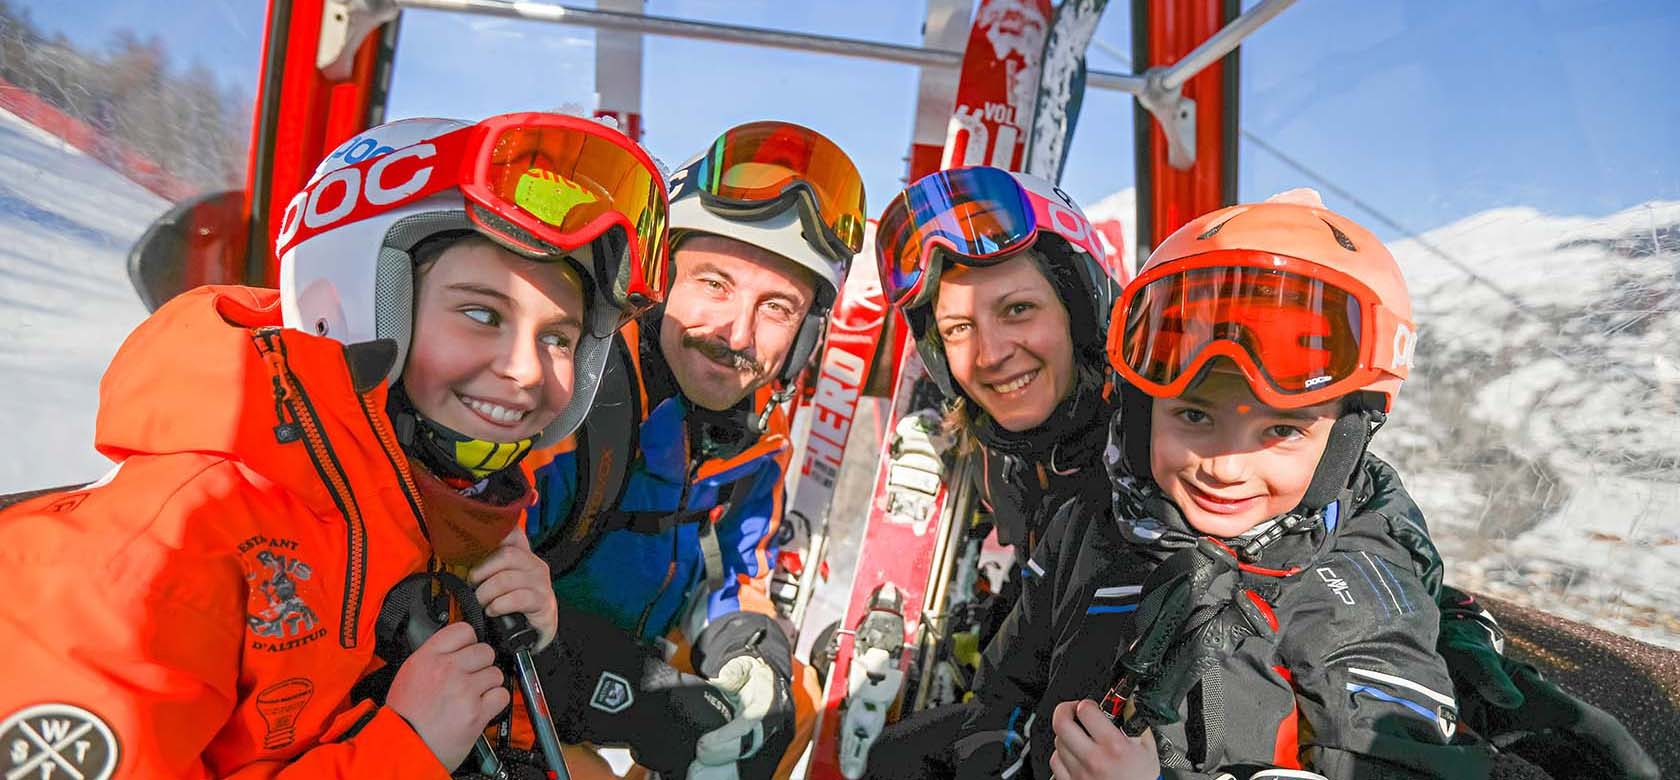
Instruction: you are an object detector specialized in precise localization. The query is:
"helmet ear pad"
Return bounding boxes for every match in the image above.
[905,304,959,400]
[776,309,826,388]
[1120,381,1153,480]
[1295,395,1385,513]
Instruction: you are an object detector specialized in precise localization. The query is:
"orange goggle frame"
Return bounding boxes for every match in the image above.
[280,112,669,319]
[1108,251,1415,410]
[675,120,865,264]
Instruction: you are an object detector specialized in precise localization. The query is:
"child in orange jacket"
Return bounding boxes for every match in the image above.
[0,112,669,779]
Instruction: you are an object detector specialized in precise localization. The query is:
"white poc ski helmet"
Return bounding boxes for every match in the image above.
[279,113,671,445]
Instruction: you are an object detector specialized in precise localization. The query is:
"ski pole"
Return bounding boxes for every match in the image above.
[491,613,570,780]
[389,574,509,778]
[1097,674,1147,737]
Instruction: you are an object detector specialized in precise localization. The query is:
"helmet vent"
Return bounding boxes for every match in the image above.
[1197,215,1236,240]
[1321,218,1358,251]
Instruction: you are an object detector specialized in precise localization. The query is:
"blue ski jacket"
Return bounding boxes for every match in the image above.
[522,319,791,645]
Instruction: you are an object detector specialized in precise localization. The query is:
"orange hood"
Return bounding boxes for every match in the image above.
[95,285,403,518]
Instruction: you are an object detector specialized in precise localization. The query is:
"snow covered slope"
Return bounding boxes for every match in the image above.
[1378,201,1680,648]
[0,106,159,492]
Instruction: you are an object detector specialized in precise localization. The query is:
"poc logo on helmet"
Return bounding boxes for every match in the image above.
[1392,324,1417,369]
[276,142,438,252]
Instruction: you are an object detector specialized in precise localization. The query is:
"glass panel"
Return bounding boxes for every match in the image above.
[386,3,918,218]
[0,0,262,492]
[1242,1,1680,647]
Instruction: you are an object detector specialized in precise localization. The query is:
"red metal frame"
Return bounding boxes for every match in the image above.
[1132,0,1239,260]
[244,0,392,286]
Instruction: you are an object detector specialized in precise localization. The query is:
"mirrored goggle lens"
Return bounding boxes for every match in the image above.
[1120,266,1365,396]
[481,124,669,306]
[694,121,866,254]
[874,166,1037,306]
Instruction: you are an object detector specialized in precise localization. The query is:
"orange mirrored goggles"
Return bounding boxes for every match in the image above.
[675,120,865,263]
[1109,251,1415,410]
[460,112,670,316]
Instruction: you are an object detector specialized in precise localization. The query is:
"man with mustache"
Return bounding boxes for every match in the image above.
[521,122,866,780]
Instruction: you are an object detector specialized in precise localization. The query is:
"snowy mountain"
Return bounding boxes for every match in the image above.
[0,106,157,493]
[1382,201,1680,649]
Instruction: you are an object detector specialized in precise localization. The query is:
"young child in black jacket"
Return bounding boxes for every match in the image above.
[963,199,1489,779]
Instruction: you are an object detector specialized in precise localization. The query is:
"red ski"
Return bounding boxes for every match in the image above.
[808,2,1051,777]
[776,224,891,627]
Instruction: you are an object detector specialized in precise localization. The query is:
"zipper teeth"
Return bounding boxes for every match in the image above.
[637,557,680,639]
[359,393,427,538]
[258,331,368,648]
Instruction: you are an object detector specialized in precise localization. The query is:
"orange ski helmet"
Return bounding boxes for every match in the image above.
[1109,200,1415,413]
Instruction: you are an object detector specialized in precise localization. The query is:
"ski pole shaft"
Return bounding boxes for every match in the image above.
[1098,676,1147,737]
[513,647,570,780]
[491,612,570,780]
[473,736,509,778]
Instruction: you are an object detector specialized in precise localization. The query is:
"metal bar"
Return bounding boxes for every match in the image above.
[392,0,1150,92]
[1160,0,1296,92]
[1087,68,1147,95]
[245,0,294,287]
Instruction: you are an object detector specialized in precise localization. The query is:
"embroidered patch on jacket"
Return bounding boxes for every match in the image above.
[255,678,315,750]
[590,672,635,714]
[241,536,328,652]
[0,703,120,780]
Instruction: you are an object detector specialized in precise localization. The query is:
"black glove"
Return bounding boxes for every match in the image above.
[1438,586,1658,780]
[1108,538,1279,735]
[533,605,734,774]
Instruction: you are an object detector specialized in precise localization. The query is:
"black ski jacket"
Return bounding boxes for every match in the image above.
[970,382,1111,566]
[962,455,1493,779]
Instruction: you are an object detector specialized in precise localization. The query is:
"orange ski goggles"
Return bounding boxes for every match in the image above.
[461,112,669,315]
[1109,251,1416,410]
[673,120,866,263]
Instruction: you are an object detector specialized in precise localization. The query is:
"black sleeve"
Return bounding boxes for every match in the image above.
[533,604,734,773]
[1283,547,1494,779]
[1357,455,1443,599]
[690,609,794,684]
[964,496,1080,738]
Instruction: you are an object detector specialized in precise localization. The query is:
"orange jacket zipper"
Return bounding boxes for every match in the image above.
[256,329,370,649]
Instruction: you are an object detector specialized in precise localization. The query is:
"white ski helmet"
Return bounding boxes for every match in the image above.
[665,120,866,388]
[279,112,671,445]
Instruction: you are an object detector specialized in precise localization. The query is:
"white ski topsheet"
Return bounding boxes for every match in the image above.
[0,105,157,493]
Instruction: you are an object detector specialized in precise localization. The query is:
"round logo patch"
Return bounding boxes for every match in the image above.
[1,703,119,780]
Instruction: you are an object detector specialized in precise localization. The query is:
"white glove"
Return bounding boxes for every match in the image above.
[688,655,777,774]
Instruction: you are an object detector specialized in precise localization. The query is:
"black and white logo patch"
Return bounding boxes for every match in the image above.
[1,703,119,780]
[590,672,634,714]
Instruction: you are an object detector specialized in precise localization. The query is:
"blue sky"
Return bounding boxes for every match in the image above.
[19,0,1680,243]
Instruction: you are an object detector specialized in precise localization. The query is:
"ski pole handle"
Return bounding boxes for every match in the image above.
[491,612,540,654]
[1099,677,1148,737]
